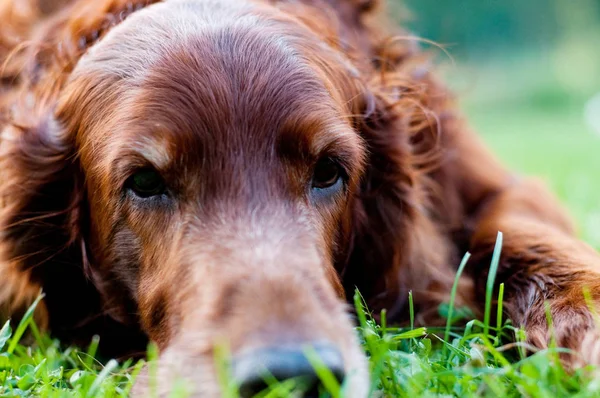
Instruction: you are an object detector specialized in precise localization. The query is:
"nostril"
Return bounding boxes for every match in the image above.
[232,343,345,397]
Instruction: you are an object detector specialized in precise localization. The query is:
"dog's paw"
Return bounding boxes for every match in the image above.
[524,308,600,370]
[577,329,600,367]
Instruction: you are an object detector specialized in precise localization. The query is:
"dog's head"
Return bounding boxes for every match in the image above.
[1,0,455,396]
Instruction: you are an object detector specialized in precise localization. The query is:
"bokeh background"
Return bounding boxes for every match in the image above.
[391,0,600,248]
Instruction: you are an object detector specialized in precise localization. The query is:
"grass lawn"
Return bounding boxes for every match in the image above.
[468,89,600,251]
[2,64,600,397]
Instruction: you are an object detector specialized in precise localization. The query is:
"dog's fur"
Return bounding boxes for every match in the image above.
[2,0,600,396]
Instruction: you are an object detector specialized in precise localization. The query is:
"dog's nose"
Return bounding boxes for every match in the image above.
[232,344,345,397]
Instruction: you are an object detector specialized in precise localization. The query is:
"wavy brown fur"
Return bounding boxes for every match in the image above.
[2,0,600,395]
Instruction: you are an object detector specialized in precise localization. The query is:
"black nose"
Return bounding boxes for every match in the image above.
[232,343,346,397]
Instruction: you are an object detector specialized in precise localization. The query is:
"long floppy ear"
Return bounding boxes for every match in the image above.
[0,0,164,357]
[0,97,147,356]
[0,95,94,333]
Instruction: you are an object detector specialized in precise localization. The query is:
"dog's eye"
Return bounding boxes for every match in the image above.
[128,169,166,198]
[312,158,343,190]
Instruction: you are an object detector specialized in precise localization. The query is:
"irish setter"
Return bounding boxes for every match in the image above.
[1,0,600,396]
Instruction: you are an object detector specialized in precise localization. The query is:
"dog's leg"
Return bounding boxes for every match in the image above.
[430,116,600,367]
[467,178,600,368]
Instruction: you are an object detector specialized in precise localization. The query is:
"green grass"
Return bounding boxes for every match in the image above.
[353,236,596,398]
[473,103,600,249]
[2,59,600,397]
[2,233,599,397]
[455,50,600,249]
[0,301,143,398]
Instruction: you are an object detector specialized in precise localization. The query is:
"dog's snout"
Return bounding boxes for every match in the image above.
[233,344,345,397]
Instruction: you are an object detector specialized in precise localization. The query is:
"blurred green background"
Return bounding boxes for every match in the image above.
[394,0,600,248]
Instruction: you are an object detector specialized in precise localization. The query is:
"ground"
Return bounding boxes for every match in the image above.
[1,56,600,397]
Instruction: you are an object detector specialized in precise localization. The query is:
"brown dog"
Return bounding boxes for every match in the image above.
[2,0,600,396]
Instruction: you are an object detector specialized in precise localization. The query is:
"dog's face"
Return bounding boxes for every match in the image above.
[57,0,369,395]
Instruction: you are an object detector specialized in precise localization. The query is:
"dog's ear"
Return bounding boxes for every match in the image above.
[342,67,467,321]
[0,0,165,338]
[1,91,149,354]
[0,94,100,334]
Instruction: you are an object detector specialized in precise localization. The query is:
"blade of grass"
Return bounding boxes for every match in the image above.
[214,341,238,398]
[443,252,471,355]
[148,342,160,398]
[409,290,414,331]
[496,283,505,335]
[353,290,395,395]
[392,327,427,340]
[86,336,101,369]
[28,320,45,352]
[430,334,471,357]
[484,232,503,338]
[353,290,379,355]
[582,286,600,329]
[304,346,341,398]
[0,321,11,352]
[123,359,147,397]
[7,293,44,354]
[86,359,118,398]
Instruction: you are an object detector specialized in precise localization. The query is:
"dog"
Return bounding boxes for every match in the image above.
[2,0,600,396]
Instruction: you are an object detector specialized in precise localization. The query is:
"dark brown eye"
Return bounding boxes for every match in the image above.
[312,158,343,190]
[128,169,166,198]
